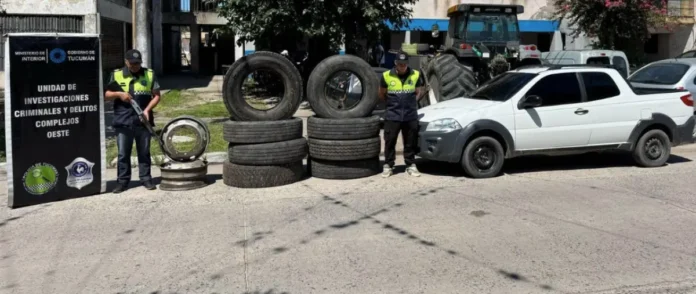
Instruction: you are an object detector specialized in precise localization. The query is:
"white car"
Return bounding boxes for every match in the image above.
[417,65,696,178]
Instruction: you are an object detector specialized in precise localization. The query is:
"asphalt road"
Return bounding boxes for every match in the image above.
[1,145,696,294]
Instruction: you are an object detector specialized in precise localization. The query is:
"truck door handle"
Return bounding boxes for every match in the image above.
[574,108,589,115]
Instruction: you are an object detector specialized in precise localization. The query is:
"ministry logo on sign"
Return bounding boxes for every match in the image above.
[65,157,95,190]
[22,163,58,195]
[49,48,67,64]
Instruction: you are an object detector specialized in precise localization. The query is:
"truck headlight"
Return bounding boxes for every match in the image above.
[425,118,461,132]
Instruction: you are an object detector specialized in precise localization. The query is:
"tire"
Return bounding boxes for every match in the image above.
[373,67,388,112]
[222,51,303,121]
[632,129,671,167]
[222,118,302,144]
[222,161,305,188]
[228,138,308,165]
[460,136,505,178]
[307,116,381,140]
[308,137,381,161]
[309,157,381,179]
[426,54,477,102]
[307,54,379,119]
[418,78,435,109]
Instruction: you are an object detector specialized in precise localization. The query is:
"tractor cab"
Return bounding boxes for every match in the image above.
[444,4,542,80]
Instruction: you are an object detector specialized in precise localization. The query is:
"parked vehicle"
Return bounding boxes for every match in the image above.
[424,3,543,103]
[417,64,695,178]
[541,50,630,78]
[675,50,696,59]
[628,58,696,114]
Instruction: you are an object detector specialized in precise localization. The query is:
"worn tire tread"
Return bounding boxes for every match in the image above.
[307,116,381,140]
[222,161,304,188]
[308,137,381,161]
[223,118,303,143]
[228,138,307,165]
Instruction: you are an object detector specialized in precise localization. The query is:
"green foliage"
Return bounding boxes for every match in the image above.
[552,0,676,63]
[216,0,417,52]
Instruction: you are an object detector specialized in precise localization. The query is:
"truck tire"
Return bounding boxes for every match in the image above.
[307,116,381,140]
[460,136,505,178]
[309,157,381,179]
[228,138,308,165]
[426,54,476,102]
[222,118,302,144]
[632,129,671,167]
[222,161,305,188]
[222,51,303,121]
[307,55,379,119]
[308,137,381,161]
[372,67,388,113]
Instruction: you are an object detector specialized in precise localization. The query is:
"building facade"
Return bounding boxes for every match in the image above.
[0,0,133,87]
[0,0,694,81]
[399,0,696,63]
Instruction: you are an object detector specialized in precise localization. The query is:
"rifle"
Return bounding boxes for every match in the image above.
[129,99,166,154]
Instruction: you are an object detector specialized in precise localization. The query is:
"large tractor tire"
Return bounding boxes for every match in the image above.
[426,54,477,103]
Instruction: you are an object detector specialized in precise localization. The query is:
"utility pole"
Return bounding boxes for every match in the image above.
[133,0,151,68]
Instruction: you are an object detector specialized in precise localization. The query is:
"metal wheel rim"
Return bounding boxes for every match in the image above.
[471,144,496,171]
[161,116,210,162]
[644,137,664,160]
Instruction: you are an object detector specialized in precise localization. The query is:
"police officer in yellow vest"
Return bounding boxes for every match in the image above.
[105,49,161,193]
[378,51,424,178]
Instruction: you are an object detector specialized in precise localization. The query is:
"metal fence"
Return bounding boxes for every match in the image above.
[0,14,84,70]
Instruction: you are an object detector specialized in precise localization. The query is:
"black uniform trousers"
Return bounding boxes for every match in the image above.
[383,119,419,168]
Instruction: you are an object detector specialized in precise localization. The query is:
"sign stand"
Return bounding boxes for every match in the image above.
[4,33,107,208]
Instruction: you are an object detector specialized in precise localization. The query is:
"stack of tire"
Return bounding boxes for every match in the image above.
[304,55,383,179]
[221,52,307,188]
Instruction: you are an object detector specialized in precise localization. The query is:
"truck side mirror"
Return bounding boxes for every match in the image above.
[518,95,543,109]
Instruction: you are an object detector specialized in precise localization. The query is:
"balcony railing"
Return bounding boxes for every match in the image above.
[164,0,224,13]
[667,0,694,18]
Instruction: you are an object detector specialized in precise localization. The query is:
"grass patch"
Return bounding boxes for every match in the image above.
[105,121,227,165]
[165,101,229,118]
[155,89,229,118]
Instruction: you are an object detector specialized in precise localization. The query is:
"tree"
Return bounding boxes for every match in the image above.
[552,0,676,63]
[216,0,418,69]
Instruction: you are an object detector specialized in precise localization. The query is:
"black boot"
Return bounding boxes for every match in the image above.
[112,182,128,194]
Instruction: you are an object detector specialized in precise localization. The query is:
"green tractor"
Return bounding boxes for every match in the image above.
[425,3,543,104]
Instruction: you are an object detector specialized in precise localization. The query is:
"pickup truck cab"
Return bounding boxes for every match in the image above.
[417,65,696,178]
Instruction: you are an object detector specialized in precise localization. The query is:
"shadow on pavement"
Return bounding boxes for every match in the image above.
[216,186,556,292]
[415,152,692,177]
[503,152,691,174]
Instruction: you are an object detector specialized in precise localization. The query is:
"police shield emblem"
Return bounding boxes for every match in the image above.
[140,79,147,86]
[65,157,95,190]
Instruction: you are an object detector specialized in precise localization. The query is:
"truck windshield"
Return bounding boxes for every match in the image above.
[460,13,519,42]
[628,63,690,85]
[467,72,536,101]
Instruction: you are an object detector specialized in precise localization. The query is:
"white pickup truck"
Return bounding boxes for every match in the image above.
[417,65,696,178]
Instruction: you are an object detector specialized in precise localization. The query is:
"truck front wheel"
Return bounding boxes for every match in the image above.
[460,136,505,178]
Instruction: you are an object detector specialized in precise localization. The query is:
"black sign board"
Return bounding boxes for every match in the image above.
[4,33,106,208]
